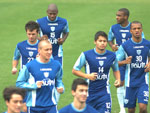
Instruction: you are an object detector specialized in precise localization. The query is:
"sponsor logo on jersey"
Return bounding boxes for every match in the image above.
[131,62,145,68]
[42,78,55,86]
[96,73,107,80]
[40,68,52,71]
[120,30,130,32]
[26,47,37,50]
[48,23,58,26]
[133,46,144,49]
[96,57,107,59]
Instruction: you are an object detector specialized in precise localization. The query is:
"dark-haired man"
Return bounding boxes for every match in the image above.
[59,78,99,113]
[3,86,26,113]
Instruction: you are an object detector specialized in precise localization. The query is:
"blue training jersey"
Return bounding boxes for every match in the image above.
[37,16,69,57]
[117,38,150,87]
[13,40,39,69]
[73,48,119,96]
[59,103,99,113]
[16,58,64,107]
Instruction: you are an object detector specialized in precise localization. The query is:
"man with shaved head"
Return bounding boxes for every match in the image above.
[37,4,69,103]
[16,40,64,113]
[37,3,69,65]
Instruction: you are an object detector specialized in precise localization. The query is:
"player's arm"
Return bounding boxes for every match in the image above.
[55,65,64,94]
[108,27,118,51]
[116,45,132,66]
[111,58,121,87]
[12,46,21,75]
[72,52,97,81]
[144,52,150,72]
[58,21,69,45]
[16,66,42,90]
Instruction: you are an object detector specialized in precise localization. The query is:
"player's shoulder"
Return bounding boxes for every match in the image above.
[50,59,61,67]
[59,104,71,113]
[111,23,120,29]
[17,40,27,47]
[84,49,94,54]
[57,16,68,23]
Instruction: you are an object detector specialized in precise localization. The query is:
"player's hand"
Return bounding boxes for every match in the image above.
[57,87,64,94]
[144,63,150,72]
[111,44,118,51]
[12,67,18,75]
[87,72,98,81]
[125,56,132,64]
[114,79,120,88]
[58,38,64,45]
[36,81,43,88]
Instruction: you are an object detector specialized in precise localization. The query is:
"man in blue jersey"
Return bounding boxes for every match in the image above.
[59,78,99,113]
[108,8,130,113]
[37,3,69,65]
[16,40,64,113]
[37,3,69,103]
[72,31,121,113]
[3,86,26,113]
[12,21,40,75]
[117,21,150,113]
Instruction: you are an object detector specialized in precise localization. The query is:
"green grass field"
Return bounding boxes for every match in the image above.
[0,0,150,112]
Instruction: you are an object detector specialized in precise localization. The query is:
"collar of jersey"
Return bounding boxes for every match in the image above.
[71,102,87,112]
[47,16,58,22]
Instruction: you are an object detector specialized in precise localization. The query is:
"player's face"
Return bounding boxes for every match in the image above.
[94,36,107,53]
[6,94,23,113]
[39,42,52,62]
[47,9,58,21]
[26,29,38,44]
[116,11,126,24]
[72,85,88,104]
[130,23,142,40]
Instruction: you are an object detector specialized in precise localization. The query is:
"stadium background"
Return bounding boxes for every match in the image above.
[0,0,149,112]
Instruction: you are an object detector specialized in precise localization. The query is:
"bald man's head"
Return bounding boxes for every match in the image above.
[47,4,58,21]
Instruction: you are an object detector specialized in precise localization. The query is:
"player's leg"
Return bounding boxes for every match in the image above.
[124,87,137,113]
[117,66,126,113]
[137,84,149,113]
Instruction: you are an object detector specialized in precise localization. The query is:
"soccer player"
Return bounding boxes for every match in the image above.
[3,86,26,113]
[72,31,121,113]
[16,40,64,113]
[117,21,150,113]
[59,78,99,113]
[36,3,69,103]
[36,3,69,65]
[12,21,40,75]
[108,8,144,113]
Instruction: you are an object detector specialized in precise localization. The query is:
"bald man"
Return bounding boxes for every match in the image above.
[37,3,69,103]
[16,40,64,113]
[37,3,69,65]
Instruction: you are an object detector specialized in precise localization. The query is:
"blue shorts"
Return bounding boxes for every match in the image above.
[86,88,112,113]
[27,105,58,113]
[124,84,149,108]
[53,55,62,66]
[119,65,126,81]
